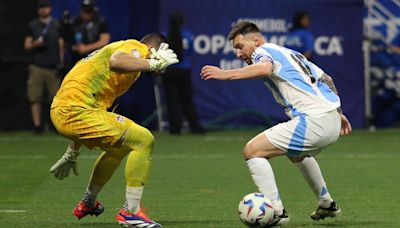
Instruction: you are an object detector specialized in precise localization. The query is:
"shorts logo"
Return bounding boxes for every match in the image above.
[131,49,140,58]
[116,115,125,123]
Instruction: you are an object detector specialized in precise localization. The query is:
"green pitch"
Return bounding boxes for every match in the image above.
[0,129,399,227]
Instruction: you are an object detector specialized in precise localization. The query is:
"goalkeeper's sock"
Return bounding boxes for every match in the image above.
[294,157,333,208]
[246,158,284,215]
[82,184,102,208]
[125,186,143,213]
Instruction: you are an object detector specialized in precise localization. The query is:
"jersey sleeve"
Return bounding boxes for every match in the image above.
[26,22,34,38]
[251,47,273,64]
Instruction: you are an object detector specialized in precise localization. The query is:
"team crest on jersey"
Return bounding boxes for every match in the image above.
[131,49,140,58]
[115,115,125,123]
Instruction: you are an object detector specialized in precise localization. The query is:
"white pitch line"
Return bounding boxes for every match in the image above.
[154,154,225,159]
[0,209,27,213]
[0,154,225,160]
[204,136,248,142]
[0,137,66,142]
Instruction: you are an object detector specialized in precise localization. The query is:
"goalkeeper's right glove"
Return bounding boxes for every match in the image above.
[147,43,179,72]
[49,146,80,180]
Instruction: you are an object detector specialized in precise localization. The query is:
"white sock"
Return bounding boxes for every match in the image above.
[294,156,333,208]
[126,186,144,213]
[246,158,284,215]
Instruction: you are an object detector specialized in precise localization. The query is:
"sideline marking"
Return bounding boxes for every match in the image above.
[0,209,27,213]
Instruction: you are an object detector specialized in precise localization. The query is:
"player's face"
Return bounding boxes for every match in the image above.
[301,15,310,27]
[232,34,257,65]
[80,10,94,22]
[38,6,51,18]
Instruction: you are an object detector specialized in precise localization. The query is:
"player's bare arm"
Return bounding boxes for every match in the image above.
[201,61,272,80]
[320,73,352,135]
[320,74,339,99]
[109,51,151,72]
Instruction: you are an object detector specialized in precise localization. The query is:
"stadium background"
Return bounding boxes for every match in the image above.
[0,0,398,130]
[1,1,400,227]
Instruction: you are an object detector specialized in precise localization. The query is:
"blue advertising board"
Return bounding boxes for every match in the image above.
[159,0,364,128]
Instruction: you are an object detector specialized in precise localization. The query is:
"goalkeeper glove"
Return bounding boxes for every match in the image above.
[147,43,179,72]
[49,146,80,180]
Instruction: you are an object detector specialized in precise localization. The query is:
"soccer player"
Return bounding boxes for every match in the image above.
[49,33,178,228]
[201,22,352,226]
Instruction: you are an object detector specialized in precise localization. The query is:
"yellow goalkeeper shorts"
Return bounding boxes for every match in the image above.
[50,106,133,149]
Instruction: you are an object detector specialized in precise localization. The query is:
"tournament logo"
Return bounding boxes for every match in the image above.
[115,115,125,123]
[131,49,140,58]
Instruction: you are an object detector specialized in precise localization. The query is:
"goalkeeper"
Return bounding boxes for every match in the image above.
[49,33,178,228]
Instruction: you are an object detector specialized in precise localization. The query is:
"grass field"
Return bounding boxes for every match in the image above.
[0,129,399,227]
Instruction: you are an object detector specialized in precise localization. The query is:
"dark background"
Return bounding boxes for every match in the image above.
[0,0,369,131]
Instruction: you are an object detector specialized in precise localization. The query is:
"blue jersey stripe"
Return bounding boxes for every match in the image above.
[317,81,339,102]
[287,115,307,157]
[262,47,317,96]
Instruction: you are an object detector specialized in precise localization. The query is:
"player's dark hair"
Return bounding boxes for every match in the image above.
[140,33,168,50]
[291,11,309,31]
[228,21,260,41]
[168,13,184,62]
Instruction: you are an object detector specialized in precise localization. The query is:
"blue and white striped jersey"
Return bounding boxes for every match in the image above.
[252,43,340,118]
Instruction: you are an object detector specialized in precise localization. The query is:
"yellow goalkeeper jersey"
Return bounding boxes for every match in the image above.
[52,39,149,110]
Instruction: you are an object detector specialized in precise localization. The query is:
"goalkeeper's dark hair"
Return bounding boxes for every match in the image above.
[141,33,168,50]
[168,12,184,61]
[228,21,260,41]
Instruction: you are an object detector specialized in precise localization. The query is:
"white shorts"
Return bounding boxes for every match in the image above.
[264,110,341,157]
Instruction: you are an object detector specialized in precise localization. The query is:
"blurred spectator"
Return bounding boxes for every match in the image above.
[389,32,400,54]
[71,0,110,63]
[24,0,64,134]
[388,32,400,65]
[285,11,315,61]
[162,13,204,134]
[58,10,75,73]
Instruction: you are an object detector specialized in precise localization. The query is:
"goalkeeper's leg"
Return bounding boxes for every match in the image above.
[115,125,162,227]
[73,145,130,219]
[74,122,155,220]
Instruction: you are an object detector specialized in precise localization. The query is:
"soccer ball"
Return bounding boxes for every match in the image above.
[238,193,274,227]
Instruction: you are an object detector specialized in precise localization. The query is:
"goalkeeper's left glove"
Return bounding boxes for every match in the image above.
[147,42,179,72]
[49,146,80,180]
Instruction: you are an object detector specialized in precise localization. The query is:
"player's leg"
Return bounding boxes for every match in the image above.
[243,131,289,225]
[83,147,129,204]
[73,142,131,219]
[288,111,342,220]
[112,124,155,213]
[51,109,131,219]
[291,156,333,208]
[291,156,341,220]
[114,123,162,227]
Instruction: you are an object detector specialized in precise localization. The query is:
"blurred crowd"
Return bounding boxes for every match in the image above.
[24,0,110,134]
[25,0,324,134]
